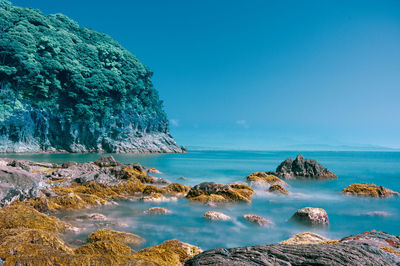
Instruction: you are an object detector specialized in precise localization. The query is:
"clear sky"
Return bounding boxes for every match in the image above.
[11,0,400,149]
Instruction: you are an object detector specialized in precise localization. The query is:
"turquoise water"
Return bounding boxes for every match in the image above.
[2,150,400,250]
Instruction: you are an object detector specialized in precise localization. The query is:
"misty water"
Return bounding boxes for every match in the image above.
[2,150,400,250]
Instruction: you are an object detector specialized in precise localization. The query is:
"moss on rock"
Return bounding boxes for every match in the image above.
[268,184,290,194]
[246,172,287,186]
[342,183,399,198]
[87,228,144,247]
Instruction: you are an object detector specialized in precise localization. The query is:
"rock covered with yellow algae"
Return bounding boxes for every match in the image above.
[186,182,254,204]
[246,172,287,186]
[268,184,290,194]
[342,183,399,198]
[280,232,333,244]
[87,228,145,247]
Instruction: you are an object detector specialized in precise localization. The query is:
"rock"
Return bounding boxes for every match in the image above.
[246,172,287,186]
[162,182,191,195]
[0,204,71,233]
[242,214,272,226]
[186,182,254,203]
[342,183,399,198]
[290,207,329,226]
[0,160,48,206]
[280,232,332,244]
[268,184,289,194]
[128,239,202,265]
[185,231,400,265]
[144,207,171,215]
[95,156,121,167]
[141,193,177,202]
[147,168,161,174]
[142,185,164,195]
[87,228,144,247]
[178,176,188,180]
[203,211,231,221]
[276,154,337,179]
[78,213,108,221]
[181,146,188,153]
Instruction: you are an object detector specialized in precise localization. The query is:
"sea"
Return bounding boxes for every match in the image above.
[2,150,399,250]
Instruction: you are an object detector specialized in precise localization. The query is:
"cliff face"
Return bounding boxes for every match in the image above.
[0,1,182,153]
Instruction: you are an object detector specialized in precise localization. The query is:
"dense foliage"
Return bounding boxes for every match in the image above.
[0,0,167,131]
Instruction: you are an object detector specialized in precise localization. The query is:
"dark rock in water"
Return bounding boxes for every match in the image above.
[290,207,329,226]
[185,231,400,266]
[276,154,337,179]
[95,156,121,167]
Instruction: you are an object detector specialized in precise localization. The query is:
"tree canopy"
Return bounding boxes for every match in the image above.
[0,1,168,132]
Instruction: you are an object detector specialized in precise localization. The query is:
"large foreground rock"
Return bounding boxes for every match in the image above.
[275,154,337,179]
[185,231,400,266]
[0,159,47,206]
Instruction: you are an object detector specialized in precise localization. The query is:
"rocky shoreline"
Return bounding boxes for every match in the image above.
[0,154,399,265]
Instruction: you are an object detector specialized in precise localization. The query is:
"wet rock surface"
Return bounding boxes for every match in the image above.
[246,172,287,186]
[268,184,289,194]
[290,207,329,226]
[185,231,400,266]
[203,211,231,221]
[280,232,332,244]
[242,214,272,226]
[187,182,254,204]
[342,183,399,198]
[276,154,337,179]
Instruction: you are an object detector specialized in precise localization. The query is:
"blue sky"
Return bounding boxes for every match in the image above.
[12,0,400,149]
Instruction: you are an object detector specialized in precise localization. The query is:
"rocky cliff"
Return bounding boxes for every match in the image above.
[0,1,182,153]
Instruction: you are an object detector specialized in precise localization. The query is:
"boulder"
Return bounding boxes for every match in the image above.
[203,211,231,221]
[342,183,399,198]
[276,154,336,179]
[280,232,332,244]
[268,184,289,194]
[242,214,272,226]
[246,172,287,186]
[0,164,46,206]
[87,228,144,247]
[185,231,400,266]
[290,207,329,226]
[186,182,253,204]
[94,156,121,167]
[144,207,171,215]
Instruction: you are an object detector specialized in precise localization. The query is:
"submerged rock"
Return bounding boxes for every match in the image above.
[280,232,332,244]
[246,172,287,186]
[242,214,272,226]
[276,154,337,179]
[203,211,231,221]
[342,183,399,198]
[185,231,400,266]
[290,207,329,226]
[144,207,171,215]
[268,184,290,194]
[186,182,254,204]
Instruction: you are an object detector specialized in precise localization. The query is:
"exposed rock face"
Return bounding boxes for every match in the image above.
[268,184,289,194]
[276,154,337,179]
[242,214,272,226]
[203,211,231,221]
[342,183,399,198]
[290,207,329,226]
[186,182,254,204]
[185,231,400,266]
[280,232,332,244]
